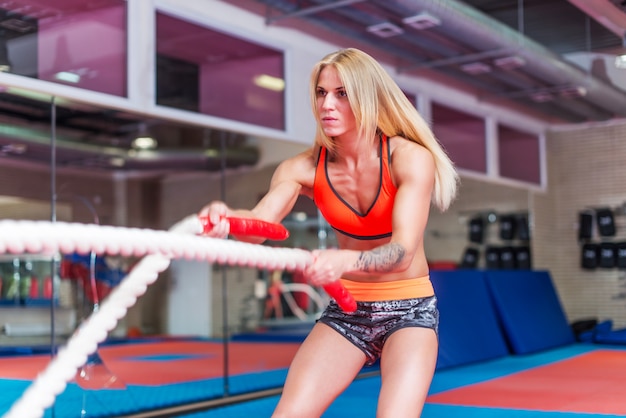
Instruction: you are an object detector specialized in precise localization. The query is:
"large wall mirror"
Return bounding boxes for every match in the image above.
[0,85,379,417]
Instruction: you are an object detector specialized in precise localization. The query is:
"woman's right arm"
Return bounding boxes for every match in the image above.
[198,149,315,243]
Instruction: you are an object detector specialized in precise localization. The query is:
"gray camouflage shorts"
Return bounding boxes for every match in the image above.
[317,295,439,365]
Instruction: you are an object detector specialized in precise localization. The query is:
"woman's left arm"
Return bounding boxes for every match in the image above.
[355,140,435,272]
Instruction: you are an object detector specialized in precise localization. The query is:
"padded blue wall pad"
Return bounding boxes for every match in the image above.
[593,329,626,345]
[592,321,626,345]
[484,270,575,354]
[431,270,509,369]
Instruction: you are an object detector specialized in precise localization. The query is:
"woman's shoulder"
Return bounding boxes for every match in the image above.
[388,135,429,157]
[388,135,435,173]
[273,147,317,184]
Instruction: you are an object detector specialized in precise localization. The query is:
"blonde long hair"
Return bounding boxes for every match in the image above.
[310,48,459,211]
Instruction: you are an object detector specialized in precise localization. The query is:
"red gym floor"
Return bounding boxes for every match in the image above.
[427,349,626,416]
[2,340,626,417]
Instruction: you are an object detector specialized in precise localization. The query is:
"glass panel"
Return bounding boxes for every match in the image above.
[221,266,299,396]
[431,102,486,173]
[156,12,285,130]
[498,125,541,184]
[0,101,382,416]
[1,0,128,96]
[225,199,320,395]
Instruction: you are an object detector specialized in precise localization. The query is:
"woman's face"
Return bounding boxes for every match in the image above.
[316,66,357,139]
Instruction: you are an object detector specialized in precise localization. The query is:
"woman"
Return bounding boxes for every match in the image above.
[200,48,458,417]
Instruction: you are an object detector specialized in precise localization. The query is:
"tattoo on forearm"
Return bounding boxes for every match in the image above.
[356,243,406,272]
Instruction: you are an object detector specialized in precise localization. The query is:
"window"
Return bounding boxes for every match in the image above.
[156,12,285,130]
[432,102,486,173]
[498,125,541,184]
[4,0,128,96]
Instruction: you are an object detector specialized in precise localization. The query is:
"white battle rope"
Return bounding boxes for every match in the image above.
[1,216,312,418]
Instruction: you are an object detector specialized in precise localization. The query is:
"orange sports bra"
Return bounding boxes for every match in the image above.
[313,135,397,240]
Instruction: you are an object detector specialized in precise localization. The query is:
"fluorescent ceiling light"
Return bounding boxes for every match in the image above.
[132,123,157,150]
[367,22,404,38]
[494,55,526,70]
[54,71,81,83]
[254,74,285,92]
[615,55,626,69]
[108,157,126,167]
[460,62,491,75]
[402,12,441,30]
[132,136,157,150]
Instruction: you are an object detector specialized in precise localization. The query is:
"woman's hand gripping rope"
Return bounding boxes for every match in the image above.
[199,216,356,312]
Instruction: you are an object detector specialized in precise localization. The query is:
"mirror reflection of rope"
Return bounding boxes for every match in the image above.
[279,283,326,320]
[264,270,326,321]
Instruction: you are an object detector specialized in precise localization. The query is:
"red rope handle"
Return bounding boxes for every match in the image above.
[199,216,289,241]
[199,216,356,312]
[322,280,357,312]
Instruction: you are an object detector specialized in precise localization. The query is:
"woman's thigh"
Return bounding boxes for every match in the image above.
[377,327,438,418]
[272,322,366,418]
